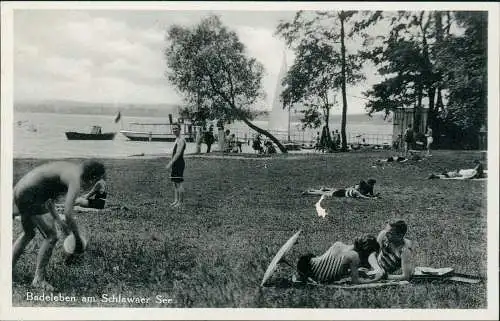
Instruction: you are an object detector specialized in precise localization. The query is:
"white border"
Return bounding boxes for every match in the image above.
[1,2,499,320]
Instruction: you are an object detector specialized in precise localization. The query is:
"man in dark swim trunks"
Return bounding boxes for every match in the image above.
[165,123,186,208]
[12,160,105,291]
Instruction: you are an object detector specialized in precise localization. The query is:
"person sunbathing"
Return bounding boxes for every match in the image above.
[427,161,485,180]
[375,153,423,165]
[303,179,378,199]
[360,220,415,282]
[294,234,381,285]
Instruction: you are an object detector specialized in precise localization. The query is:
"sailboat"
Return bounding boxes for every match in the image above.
[268,52,301,151]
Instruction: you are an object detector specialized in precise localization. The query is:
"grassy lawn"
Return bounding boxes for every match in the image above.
[11,150,487,308]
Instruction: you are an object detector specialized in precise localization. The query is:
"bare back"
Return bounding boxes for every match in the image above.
[14,162,81,215]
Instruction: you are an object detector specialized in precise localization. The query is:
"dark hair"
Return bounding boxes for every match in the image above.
[81,160,105,183]
[358,179,376,196]
[172,123,181,129]
[296,253,315,279]
[389,220,408,236]
[353,234,380,264]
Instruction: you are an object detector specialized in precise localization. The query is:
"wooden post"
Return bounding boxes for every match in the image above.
[218,128,225,153]
[195,126,202,154]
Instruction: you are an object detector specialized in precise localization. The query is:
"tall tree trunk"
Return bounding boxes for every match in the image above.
[195,126,202,154]
[340,14,348,151]
[415,83,423,133]
[427,86,436,121]
[218,128,225,152]
[432,11,444,139]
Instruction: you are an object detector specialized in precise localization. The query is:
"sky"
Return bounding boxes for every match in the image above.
[12,6,391,114]
[10,3,481,114]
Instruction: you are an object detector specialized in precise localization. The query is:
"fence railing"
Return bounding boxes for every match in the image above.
[222,129,393,146]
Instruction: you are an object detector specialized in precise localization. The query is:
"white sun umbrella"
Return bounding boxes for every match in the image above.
[260,230,302,287]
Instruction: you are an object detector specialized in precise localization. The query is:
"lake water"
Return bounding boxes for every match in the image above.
[13,112,393,159]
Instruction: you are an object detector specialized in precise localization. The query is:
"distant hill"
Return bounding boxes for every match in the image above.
[13,99,384,124]
[14,100,183,117]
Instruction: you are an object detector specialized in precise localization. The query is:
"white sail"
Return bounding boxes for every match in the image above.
[268,53,289,132]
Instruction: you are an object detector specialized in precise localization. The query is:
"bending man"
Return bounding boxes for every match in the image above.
[13,160,106,290]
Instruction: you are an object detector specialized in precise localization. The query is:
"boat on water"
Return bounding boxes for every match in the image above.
[65,126,116,140]
[120,122,195,142]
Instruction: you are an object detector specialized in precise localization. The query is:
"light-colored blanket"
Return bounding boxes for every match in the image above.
[55,205,124,212]
[291,274,410,289]
[289,266,481,288]
[303,188,338,197]
[432,169,487,180]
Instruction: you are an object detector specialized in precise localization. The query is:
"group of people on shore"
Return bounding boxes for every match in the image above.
[314,128,342,152]
[400,123,433,157]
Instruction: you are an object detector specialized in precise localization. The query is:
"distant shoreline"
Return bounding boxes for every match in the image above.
[15,108,383,124]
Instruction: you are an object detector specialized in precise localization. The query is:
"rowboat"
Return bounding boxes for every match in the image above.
[65,126,116,140]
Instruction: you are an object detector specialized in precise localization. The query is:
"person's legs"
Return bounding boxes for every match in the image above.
[173,182,185,207]
[74,196,89,207]
[170,182,179,207]
[31,214,58,291]
[13,214,36,269]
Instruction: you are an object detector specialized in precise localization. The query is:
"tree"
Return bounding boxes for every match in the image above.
[278,27,341,150]
[363,11,443,132]
[277,11,379,151]
[364,11,487,148]
[165,15,288,153]
[436,11,487,148]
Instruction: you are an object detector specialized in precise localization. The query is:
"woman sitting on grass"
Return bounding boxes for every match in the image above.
[361,220,415,281]
[295,234,381,285]
[74,176,107,209]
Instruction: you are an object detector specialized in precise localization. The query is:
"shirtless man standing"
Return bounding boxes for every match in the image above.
[13,160,106,290]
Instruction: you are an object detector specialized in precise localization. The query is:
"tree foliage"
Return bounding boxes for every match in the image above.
[165,15,287,152]
[277,11,375,151]
[363,11,487,148]
[437,12,487,131]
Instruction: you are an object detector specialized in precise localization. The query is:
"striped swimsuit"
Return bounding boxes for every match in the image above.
[332,187,360,198]
[377,243,402,274]
[309,245,349,282]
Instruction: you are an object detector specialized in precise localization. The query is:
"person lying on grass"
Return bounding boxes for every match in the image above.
[427,160,485,180]
[360,220,415,282]
[12,160,105,291]
[303,179,379,199]
[292,234,382,285]
[374,153,423,165]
